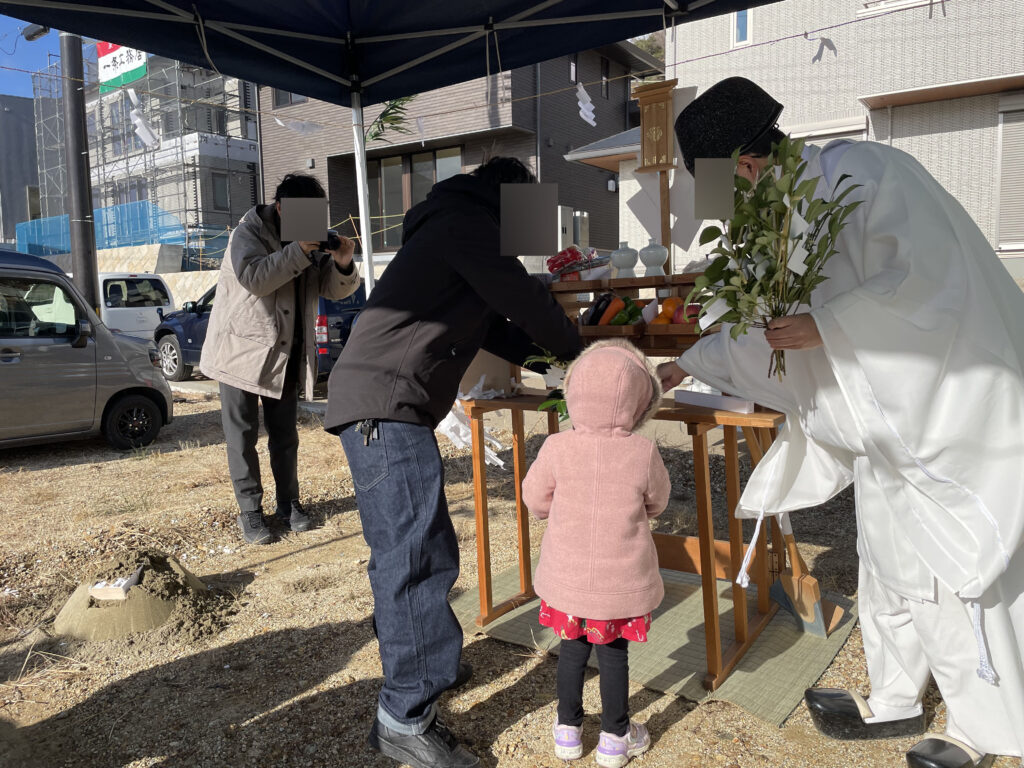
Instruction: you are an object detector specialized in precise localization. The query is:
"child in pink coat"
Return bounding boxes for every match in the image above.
[523,339,671,767]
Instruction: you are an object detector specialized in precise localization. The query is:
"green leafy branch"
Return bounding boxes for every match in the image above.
[364,96,416,144]
[685,135,863,378]
[526,345,571,422]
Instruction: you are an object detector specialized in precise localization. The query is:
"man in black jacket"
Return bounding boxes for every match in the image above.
[326,157,581,768]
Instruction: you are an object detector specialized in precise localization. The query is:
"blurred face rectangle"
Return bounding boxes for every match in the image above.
[694,158,735,221]
[279,197,328,242]
[500,183,558,257]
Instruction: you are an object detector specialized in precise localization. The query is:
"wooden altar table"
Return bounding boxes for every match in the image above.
[460,389,786,691]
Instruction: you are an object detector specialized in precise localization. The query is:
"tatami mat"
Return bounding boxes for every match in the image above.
[453,565,857,726]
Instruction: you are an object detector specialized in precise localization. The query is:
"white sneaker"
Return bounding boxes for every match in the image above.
[595,721,650,768]
[553,718,584,761]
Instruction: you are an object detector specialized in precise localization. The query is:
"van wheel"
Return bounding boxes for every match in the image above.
[103,395,162,450]
[158,336,192,381]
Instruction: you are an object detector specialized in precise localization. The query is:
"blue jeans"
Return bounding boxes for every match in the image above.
[340,420,463,734]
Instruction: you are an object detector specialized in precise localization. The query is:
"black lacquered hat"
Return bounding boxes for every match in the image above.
[674,77,784,175]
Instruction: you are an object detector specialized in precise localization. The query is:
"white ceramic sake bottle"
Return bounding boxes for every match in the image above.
[639,237,669,276]
[609,241,638,278]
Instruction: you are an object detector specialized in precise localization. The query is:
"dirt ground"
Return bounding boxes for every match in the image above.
[0,392,1011,768]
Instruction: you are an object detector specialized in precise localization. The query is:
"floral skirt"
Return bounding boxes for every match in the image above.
[539,599,651,644]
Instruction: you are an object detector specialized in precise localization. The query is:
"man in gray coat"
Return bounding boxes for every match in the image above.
[201,173,359,544]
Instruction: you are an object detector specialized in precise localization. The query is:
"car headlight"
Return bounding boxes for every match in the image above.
[148,347,161,367]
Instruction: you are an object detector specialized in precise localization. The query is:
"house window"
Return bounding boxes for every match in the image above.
[212,173,229,211]
[569,54,578,84]
[113,178,148,206]
[367,147,464,250]
[732,9,750,47]
[272,89,308,108]
[601,58,610,99]
[998,110,1024,250]
[857,0,934,17]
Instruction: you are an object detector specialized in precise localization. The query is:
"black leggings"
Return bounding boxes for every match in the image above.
[556,636,629,737]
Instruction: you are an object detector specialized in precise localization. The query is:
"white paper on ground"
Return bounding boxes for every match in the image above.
[435,406,506,469]
[698,297,730,331]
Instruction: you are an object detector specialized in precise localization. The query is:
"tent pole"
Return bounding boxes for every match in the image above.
[350,91,376,294]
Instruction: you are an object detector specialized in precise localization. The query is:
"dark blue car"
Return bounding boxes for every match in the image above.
[154,283,365,382]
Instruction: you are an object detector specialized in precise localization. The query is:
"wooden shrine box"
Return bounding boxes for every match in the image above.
[631,78,679,250]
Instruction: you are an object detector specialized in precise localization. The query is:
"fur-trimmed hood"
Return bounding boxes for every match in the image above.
[563,339,662,434]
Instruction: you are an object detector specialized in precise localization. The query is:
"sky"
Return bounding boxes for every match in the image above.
[0,14,64,99]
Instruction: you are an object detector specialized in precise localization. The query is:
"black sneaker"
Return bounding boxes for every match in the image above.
[368,715,480,768]
[237,510,272,545]
[275,500,312,533]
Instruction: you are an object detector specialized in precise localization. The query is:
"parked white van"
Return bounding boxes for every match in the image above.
[98,273,174,337]
[64,271,175,336]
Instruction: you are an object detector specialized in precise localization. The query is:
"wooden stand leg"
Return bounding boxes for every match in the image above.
[467,405,493,626]
[724,427,748,645]
[692,430,723,689]
[547,409,560,436]
[510,410,534,599]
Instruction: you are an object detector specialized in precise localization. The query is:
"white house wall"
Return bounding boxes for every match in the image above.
[642,0,1023,269]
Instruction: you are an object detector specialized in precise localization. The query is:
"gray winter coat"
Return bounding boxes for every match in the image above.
[200,205,359,399]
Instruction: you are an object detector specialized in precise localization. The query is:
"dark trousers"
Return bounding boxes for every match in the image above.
[340,420,462,733]
[557,636,630,737]
[219,353,300,514]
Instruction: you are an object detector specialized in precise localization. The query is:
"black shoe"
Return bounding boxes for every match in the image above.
[804,688,927,740]
[368,715,480,768]
[237,510,272,545]
[906,738,982,768]
[275,500,312,532]
[448,662,473,692]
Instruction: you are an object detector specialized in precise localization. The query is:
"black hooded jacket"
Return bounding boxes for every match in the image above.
[325,173,582,431]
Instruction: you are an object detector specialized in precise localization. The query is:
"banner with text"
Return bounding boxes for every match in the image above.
[97,41,147,92]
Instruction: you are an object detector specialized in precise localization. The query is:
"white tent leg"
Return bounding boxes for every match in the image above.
[351,92,376,294]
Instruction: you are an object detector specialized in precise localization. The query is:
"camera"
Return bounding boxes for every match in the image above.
[319,229,342,252]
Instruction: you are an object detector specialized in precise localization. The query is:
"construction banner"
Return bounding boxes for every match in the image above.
[97,41,147,93]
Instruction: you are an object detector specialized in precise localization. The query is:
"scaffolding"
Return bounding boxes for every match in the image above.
[20,42,260,268]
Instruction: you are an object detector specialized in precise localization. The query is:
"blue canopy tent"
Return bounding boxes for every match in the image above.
[0,0,782,287]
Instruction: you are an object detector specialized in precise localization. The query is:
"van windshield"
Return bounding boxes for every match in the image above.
[103,278,170,309]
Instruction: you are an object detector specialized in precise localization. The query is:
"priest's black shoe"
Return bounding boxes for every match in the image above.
[804,688,927,740]
[906,737,984,768]
[369,715,480,768]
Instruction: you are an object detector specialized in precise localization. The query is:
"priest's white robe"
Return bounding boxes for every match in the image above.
[678,140,1024,758]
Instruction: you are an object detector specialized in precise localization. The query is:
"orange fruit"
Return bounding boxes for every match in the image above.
[661,297,684,316]
[649,316,671,325]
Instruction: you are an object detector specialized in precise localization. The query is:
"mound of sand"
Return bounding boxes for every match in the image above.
[53,549,227,642]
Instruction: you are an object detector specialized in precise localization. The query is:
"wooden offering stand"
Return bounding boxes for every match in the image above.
[462,319,788,690]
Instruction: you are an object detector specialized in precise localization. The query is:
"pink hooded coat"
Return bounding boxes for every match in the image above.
[523,339,671,620]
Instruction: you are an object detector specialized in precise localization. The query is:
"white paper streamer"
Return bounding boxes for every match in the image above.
[699,297,730,330]
[274,116,324,136]
[576,83,596,127]
[788,240,809,275]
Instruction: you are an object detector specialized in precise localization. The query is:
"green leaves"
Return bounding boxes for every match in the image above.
[688,133,862,377]
[699,225,723,246]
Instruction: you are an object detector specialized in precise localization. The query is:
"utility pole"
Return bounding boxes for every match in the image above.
[60,31,98,309]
